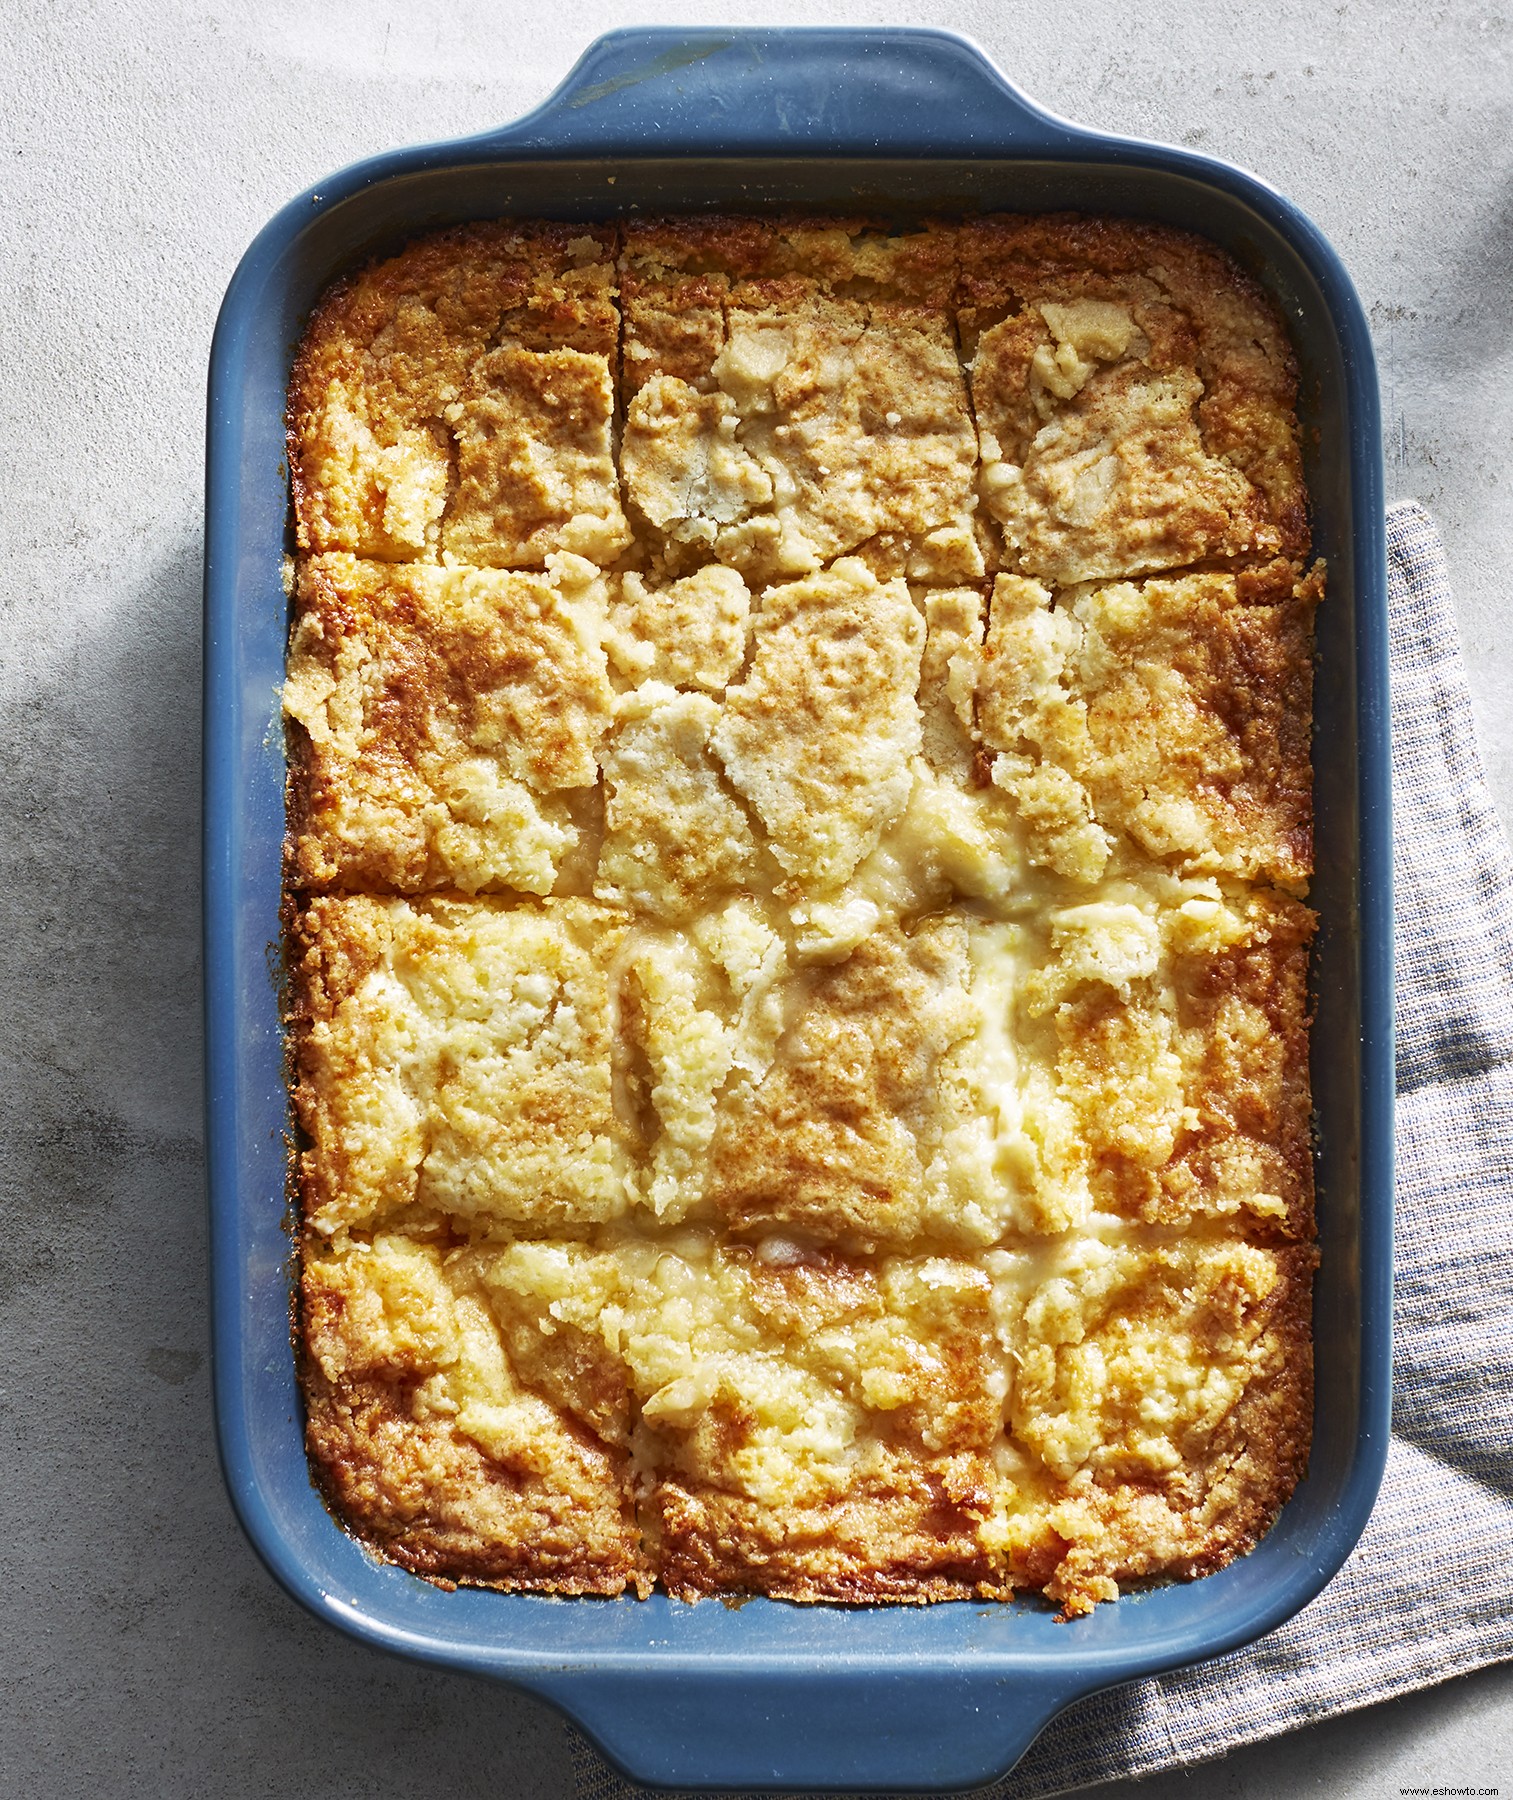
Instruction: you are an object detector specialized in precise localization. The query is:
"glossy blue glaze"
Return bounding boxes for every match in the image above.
[204,28,1393,1792]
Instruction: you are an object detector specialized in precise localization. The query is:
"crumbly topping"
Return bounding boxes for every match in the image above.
[287,223,621,563]
[442,345,631,569]
[596,683,771,917]
[605,565,752,693]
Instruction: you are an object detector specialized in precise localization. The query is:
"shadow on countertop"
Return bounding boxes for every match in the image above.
[0,534,575,1797]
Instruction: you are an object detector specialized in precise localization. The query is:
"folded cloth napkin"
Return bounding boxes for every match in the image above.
[570,500,1513,1800]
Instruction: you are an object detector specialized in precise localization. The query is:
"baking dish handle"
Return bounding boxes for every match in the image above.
[540,1664,1089,1793]
[485,26,1088,159]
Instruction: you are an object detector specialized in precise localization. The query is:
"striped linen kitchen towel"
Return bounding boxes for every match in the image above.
[570,499,1513,1800]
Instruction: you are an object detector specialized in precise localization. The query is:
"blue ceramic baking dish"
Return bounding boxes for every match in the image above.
[204,27,1393,1792]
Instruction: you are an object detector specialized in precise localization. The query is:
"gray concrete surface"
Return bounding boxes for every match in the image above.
[2,0,1509,1794]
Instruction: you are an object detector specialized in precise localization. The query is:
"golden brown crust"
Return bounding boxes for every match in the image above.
[604,566,751,693]
[923,885,1316,1246]
[1017,885,1317,1239]
[654,1470,1018,1604]
[288,894,634,1238]
[1164,889,1316,1239]
[619,215,959,393]
[595,685,772,919]
[616,1240,1012,1601]
[619,216,980,584]
[1027,1241,1317,1616]
[706,919,973,1248]
[710,559,924,894]
[284,211,1319,1611]
[441,345,631,569]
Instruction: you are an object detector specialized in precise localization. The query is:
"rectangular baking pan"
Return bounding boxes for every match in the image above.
[204,27,1393,1792]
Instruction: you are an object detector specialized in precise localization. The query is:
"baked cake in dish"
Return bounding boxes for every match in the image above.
[284,214,1319,1617]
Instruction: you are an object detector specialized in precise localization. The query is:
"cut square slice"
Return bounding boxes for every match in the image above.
[283,554,613,895]
[596,684,776,920]
[711,558,924,896]
[703,917,976,1250]
[985,1232,1315,1615]
[287,222,626,564]
[441,344,631,568]
[619,215,982,583]
[604,565,752,693]
[302,1234,646,1593]
[289,895,634,1237]
[977,563,1319,888]
[1010,881,1316,1236]
[616,1236,1013,1602]
[959,215,1307,585]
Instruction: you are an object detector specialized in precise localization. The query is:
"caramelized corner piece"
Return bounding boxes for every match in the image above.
[287,222,627,566]
[959,214,1307,586]
[990,1235,1315,1615]
[303,1235,647,1594]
